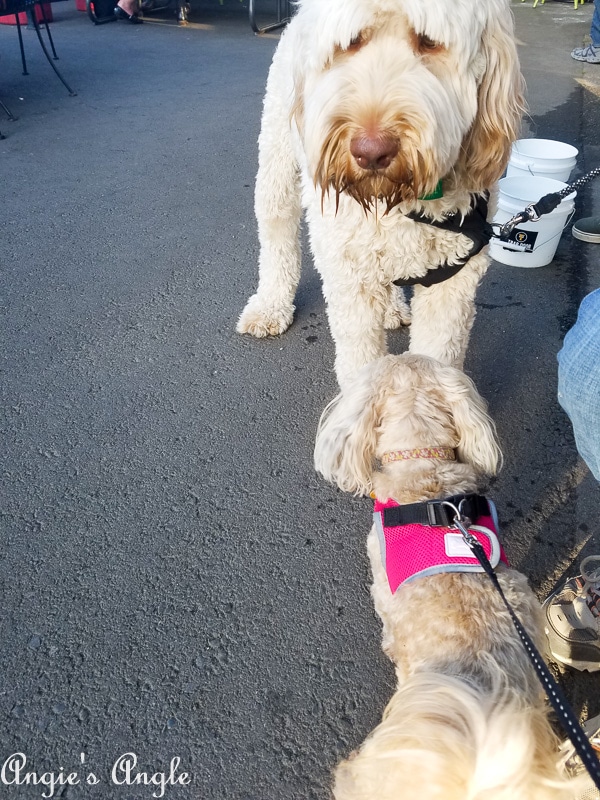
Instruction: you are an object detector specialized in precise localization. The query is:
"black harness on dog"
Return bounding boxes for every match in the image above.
[393,193,493,288]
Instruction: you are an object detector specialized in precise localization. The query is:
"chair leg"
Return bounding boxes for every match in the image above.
[0,98,18,121]
[177,0,190,24]
[30,14,77,95]
[15,13,29,75]
[36,2,59,61]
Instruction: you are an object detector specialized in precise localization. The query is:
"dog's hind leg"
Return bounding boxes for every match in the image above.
[237,70,302,338]
[408,253,488,369]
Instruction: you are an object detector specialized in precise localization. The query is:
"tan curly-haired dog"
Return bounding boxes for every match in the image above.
[314,354,581,800]
[238,0,524,388]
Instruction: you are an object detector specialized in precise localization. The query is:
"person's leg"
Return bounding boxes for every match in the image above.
[591,0,600,47]
[557,288,600,480]
[544,290,600,673]
[572,0,600,62]
[115,0,142,20]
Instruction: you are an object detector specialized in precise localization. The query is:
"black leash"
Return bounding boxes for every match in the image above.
[393,165,600,288]
[495,165,600,241]
[444,502,600,791]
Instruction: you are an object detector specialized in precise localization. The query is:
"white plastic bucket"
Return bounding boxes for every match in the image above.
[489,176,576,268]
[506,138,578,182]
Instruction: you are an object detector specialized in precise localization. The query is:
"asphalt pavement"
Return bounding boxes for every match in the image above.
[2,1,600,798]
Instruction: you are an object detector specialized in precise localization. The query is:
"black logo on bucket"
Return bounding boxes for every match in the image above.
[503,227,538,252]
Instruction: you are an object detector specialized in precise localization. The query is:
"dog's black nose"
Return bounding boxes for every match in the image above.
[350,132,398,170]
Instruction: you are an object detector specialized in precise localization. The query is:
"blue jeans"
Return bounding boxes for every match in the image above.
[593,0,600,47]
[558,288,600,480]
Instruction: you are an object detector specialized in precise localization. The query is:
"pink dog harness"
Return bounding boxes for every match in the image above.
[373,494,509,593]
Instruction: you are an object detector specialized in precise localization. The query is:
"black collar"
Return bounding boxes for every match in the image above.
[394,193,493,288]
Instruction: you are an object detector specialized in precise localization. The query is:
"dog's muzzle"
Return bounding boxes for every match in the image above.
[350,131,399,171]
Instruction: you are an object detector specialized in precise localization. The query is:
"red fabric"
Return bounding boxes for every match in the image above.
[0,4,53,24]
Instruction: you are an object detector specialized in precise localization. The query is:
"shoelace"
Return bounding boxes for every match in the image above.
[580,556,600,618]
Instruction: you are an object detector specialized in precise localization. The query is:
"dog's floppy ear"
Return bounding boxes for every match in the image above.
[314,357,393,495]
[458,12,525,191]
[437,366,502,477]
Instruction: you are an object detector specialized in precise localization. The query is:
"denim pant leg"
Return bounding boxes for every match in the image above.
[558,288,600,480]
[592,0,600,47]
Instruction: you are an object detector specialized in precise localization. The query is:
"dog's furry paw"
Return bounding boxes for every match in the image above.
[236,295,295,337]
[384,287,412,329]
[384,306,412,329]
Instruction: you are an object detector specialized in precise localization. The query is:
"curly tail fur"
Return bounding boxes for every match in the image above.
[333,674,583,800]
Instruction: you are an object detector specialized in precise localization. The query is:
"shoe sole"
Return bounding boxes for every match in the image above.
[543,627,600,671]
[572,228,600,243]
[543,632,600,672]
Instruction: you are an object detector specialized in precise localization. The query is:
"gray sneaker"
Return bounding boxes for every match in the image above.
[572,44,600,63]
[572,217,600,244]
[543,556,600,672]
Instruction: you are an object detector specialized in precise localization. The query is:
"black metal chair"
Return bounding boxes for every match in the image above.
[0,0,76,98]
[249,0,291,34]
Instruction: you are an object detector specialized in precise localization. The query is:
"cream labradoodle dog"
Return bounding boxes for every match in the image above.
[238,0,524,387]
[314,354,580,799]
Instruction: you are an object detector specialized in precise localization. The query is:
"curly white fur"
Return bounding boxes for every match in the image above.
[314,354,582,800]
[238,0,524,387]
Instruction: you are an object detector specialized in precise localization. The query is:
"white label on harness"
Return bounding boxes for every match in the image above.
[444,533,475,558]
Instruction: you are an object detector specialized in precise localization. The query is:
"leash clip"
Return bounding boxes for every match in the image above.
[454,517,480,549]
[441,500,478,546]
[493,203,540,241]
[494,201,544,241]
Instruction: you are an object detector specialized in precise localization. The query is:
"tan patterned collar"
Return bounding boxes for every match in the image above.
[381,447,456,465]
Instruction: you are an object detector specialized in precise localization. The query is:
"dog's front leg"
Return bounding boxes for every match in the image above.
[237,80,302,338]
[321,275,388,388]
[408,253,489,369]
[310,217,389,385]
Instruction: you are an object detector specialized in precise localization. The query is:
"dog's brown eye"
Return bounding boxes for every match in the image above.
[412,31,444,55]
